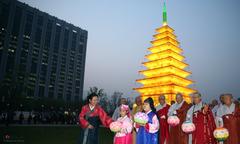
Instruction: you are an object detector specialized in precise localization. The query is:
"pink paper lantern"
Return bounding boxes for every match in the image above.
[110,121,122,132]
[181,120,196,133]
[167,115,180,126]
[134,112,149,125]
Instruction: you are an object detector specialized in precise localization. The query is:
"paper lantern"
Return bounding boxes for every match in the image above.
[181,120,195,133]
[167,115,180,126]
[213,127,229,141]
[134,112,149,125]
[110,121,122,132]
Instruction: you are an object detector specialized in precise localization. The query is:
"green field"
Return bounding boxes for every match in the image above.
[0,125,114,144]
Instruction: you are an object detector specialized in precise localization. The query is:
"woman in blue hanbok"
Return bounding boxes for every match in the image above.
[134,97,159,144]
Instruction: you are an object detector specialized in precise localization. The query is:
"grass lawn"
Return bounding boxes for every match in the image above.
[0,125,114,144]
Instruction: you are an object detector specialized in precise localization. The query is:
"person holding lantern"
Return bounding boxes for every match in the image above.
[134,97,159,144]
[186,92,217,144]
[167,93,190,144]
[112,104,133,144]
[78,93,113,144]
[216,93,240,144]
[132,96,143,144]
[156,95,170,144]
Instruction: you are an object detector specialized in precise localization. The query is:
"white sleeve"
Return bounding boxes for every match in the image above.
[134,122,139,132]
[127,119,133,133]
[216,106,223,117]
[186,106,193,122]
[215,106,225,127]
[124,119,133,133]
[168,105,175,116]
[148,115,159,133]
[215,116,224,127]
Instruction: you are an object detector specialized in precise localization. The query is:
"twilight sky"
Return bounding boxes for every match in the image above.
[19,0,240,101]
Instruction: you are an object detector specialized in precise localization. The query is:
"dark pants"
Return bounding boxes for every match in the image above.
[77,116,100,144]
[77,127,99,144]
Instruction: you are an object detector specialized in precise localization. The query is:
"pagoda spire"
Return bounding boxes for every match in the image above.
[163,1,167,26]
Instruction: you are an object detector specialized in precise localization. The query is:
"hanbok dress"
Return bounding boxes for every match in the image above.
[114,115,133,144]
[78,104,113,144]
[135,110,159,144]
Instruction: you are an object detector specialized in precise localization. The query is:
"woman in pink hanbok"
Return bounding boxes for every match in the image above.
[114,104,133,144]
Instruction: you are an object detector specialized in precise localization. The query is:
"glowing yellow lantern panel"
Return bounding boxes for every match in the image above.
[148,42,183,54]
[134,85,195,98]
[151,36,180,47]
[145,49,184,61]
[136,74,194,87]
[139,65,191,78]
[143,57,188,69]
[156,25,174,33]
[153,31,177,40]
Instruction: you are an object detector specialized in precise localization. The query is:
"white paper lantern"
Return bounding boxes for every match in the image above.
[181,120,196,133]
[110,121,122,132]
[134,112,148,125]
[167,115,180,126]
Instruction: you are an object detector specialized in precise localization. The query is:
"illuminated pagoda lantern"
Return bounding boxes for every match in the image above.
[134,2,196,104]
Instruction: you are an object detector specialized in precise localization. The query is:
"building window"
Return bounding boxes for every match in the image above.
[71,32,77,50]
[53,25,61,53]
[63,28,69,52]
[38,86,45,97]
[34,27,42,44]
[78,44,84,53]
[11,7,22,36]
[30,61,37,73]
[24,11,33,36]
[0,2,10,29]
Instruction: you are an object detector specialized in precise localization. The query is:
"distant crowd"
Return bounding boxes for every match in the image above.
[0,107,79,126]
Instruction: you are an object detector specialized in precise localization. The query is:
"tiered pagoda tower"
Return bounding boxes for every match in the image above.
[134,2,196,104]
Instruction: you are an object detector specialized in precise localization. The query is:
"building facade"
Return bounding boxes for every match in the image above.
[0,0,87,102]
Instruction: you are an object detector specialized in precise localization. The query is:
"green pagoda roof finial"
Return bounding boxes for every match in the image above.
[163,1,167,25]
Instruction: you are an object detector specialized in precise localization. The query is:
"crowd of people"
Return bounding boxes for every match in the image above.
[78,92,240,144]
[0,107,79,125]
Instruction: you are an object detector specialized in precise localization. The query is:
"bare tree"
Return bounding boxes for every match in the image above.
[111,91,123,109]
[87,86,109,113]
[88,86,105,98]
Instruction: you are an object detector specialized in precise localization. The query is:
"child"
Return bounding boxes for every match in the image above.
[114,104,133,144]
[135,97,159,144]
